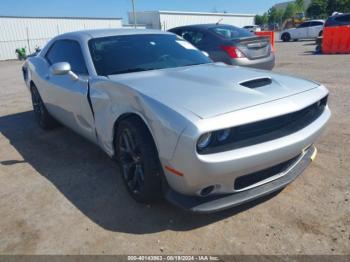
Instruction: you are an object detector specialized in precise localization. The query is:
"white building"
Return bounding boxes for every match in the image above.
[0,16,122,60]
[128,10,255,30]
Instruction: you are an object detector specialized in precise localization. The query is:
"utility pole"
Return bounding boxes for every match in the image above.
[131,0,137,28]
[26,27,31,53]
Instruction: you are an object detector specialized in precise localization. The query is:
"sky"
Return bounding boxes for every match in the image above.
[1,0,284,21]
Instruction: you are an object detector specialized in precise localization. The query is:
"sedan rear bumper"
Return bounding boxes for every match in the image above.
[164,145,316,213]
[230,53,275,70]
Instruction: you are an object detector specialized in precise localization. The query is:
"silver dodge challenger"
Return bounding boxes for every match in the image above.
[22,29,331,213]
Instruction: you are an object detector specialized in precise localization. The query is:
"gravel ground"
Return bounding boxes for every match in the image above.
[0,41,349,255]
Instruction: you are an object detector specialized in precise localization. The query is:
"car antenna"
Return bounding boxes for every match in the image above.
[216,18,223,25]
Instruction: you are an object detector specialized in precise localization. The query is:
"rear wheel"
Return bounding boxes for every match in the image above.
[115,117,163,203]
[30,84,58,130]
[282,33,291,42]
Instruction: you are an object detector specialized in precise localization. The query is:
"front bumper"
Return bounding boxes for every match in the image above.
[164,145,316,213]
[164,98,330,196]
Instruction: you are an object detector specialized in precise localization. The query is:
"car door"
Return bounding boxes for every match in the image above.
[43,39,96,142]
[295,22,310,39]
[308,21,324,38]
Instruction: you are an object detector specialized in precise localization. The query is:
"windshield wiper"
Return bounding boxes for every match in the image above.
[108,67,156,75]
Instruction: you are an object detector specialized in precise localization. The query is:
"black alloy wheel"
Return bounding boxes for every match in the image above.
[116,117,163,203]
[118,128,145,195]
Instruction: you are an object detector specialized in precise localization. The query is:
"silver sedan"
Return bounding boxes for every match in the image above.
[22,29,330,213]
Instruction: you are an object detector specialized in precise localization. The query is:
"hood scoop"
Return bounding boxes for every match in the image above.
[239,78,272,89]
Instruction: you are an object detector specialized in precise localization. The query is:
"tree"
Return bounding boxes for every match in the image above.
[267,7,284,29]
[306,0,350,18]
[307,0,328,18]
[295,0,306,12]
[326,0,350,15]
[255,13,269,26]
[326,0,338,14]
[283,3,296,21]
[262,12,269,25]
[276,9,284,26]
[268,7,278,24]
[255,15,263,25]
[337,0,350,13]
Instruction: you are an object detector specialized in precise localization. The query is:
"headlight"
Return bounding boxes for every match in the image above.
[197,128,233,153]
[216,128,231,142]
[197,132,212,150]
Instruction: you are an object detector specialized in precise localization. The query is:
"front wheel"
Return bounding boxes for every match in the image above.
[115,117,163,203]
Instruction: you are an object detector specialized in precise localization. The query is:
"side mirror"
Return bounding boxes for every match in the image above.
[50,62,78,81]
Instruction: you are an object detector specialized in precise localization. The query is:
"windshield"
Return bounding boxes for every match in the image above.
[88,34,212,75]
[210,25,253,39]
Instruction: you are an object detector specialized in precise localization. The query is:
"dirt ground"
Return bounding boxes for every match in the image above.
[0,41,349,255]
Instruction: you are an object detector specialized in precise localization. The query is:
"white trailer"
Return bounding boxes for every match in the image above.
[128,10,255,30]
[0,16,122,60]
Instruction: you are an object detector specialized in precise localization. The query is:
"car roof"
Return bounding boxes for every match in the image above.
[305,19,325,23]
[57,28,172,40]
[170,23,236,30]
[329,12,350,18]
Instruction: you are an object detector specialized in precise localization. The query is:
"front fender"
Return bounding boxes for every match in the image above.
[89,78,196,161]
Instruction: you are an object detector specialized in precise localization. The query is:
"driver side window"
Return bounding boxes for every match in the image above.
[46,40,88,75]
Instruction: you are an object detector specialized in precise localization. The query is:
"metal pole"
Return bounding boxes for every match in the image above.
[26,27,31,53]
[131,0,137,28]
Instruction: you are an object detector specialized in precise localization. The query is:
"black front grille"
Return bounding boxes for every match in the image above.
[199,96,328,155]
[234,154,301,190]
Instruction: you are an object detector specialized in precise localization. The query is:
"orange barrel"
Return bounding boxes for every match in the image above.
[323,26,350,54]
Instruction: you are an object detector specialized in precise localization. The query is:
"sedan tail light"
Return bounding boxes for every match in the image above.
[221,45,245,58]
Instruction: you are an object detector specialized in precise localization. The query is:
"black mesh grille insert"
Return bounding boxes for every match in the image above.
[198,96,328,154]
[234,154,301,190]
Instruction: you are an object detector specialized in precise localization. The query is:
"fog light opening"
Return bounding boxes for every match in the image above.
[200,185,215,197]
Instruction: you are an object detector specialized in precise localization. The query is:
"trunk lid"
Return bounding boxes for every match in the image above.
[234,36,271,59]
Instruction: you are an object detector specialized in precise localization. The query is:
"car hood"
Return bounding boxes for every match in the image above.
[108,63,319,119]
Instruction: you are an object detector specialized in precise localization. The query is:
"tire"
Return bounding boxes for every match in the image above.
[115,117,162,203]
[315,45,322,54]
[282,33,291,42]
[30,84,58,130]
